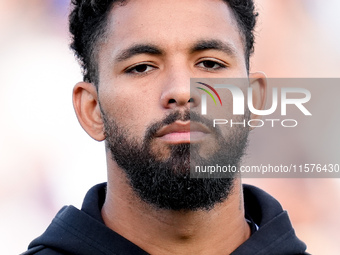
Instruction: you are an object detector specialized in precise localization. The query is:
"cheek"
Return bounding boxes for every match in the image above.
[214,84,248,120]
[100,87,160,137]
[204,93,236,121]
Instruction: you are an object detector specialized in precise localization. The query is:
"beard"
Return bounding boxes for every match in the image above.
[102,109,249,211]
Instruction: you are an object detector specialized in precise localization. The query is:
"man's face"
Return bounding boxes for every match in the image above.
[97,0,250,210]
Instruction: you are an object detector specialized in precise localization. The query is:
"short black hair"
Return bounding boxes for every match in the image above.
[69,0,258,86]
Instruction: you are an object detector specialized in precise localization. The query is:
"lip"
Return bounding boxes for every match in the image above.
[155,121,211,143]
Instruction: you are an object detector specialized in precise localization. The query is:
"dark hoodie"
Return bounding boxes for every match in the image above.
[22,183,308,255]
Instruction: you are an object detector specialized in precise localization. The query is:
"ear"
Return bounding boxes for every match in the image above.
[248,72,267,127]
[73,82,105,141]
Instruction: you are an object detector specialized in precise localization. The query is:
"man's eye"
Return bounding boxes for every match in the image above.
[197,60,226,70]
[125,64,156,74]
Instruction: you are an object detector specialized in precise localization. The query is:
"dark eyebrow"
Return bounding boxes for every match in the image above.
[115,44,163,62]
[190,39,237,58]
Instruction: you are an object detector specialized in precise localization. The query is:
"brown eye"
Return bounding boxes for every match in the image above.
[197,60,226,70]
[202,60,217,68]
[134,64,148,73]
[125,64,156,74]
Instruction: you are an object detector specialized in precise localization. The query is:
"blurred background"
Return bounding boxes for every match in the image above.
[0,0,339,254]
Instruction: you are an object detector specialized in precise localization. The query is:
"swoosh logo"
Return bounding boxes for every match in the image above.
[196,82,222,106]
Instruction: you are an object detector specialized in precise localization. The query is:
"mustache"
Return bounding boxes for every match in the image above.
[144,110,221,142]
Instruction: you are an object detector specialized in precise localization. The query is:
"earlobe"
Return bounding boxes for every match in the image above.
[248,72,267,128]
[73,82,105,141]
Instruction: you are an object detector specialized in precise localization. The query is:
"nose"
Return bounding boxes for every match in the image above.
[160,68,201,110]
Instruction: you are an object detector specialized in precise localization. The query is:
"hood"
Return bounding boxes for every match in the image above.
[232,184,308,255]
[24,183,307,255]
[24,183,148,255]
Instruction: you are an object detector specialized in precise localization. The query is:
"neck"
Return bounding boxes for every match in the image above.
[101,159,250,255]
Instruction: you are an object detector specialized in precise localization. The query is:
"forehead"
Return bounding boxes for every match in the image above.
[102,0,244,58]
